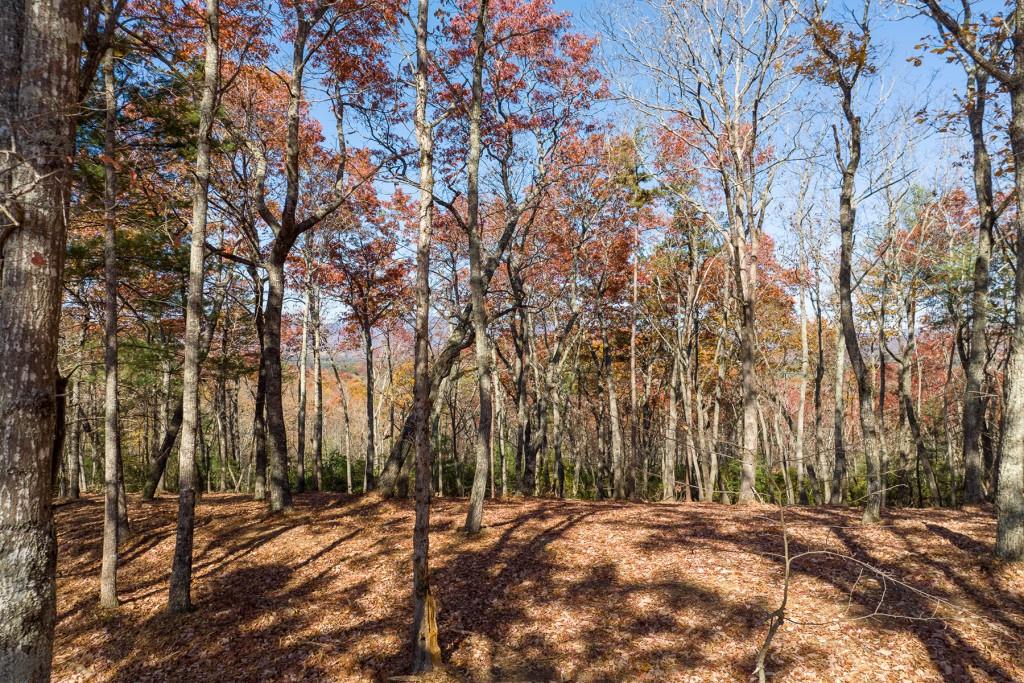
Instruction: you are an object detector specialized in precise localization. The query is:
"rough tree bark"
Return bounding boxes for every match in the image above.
[167,0,218,613]
[831,329,847,505]
[296,273,309,493]
[100,29,121,608]
[464,0,493,533]
[312,286,323,491]
[362,322,376,491]
[410,0,441,669]
[962,66,995,505]
[916,0,1024,555]
[835,78,883,524]
[0,0,82,676]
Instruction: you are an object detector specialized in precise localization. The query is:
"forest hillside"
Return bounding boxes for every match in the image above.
[53,494,1022,682]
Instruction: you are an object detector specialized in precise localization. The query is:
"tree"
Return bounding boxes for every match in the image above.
[99,5,122,608]
[168,0,219,613]
[0,0,83,677]
[616,0,803,504]
[464,0,493,534]
[803,3,885,523]
[919,0,1024,559]
[329,186,409,492]
[409,0,441,670]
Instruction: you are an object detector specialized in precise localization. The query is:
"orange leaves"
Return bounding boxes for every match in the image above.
[51,495,1024,682]
[798,18,876,87]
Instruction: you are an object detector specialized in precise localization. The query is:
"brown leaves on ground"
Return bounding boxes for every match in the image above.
[53,494,1024,682]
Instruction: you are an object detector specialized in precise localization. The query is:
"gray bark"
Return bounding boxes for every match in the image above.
[100,31,120,608]
[465,0,493,533]
[168,0,218,613]
[0,0,81,676]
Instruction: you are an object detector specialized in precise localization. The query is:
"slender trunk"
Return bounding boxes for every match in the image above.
[830,334,847,505]
[362,323,376,490]
[312,287,323,491]
[252,275,268,499]
[67,322,86,500]
[664,353,679,501]
[834,68,882,523]
[142,399,183,499]
[899,307,939,506]
[157,357,171,493]
[813,282,829,503]
[264,256,292,512]
[963,68,995,505]
[100,37,120,608]
[796,277,809,504]
[630,225,640,497]
[496,357,506,497]
[332,364,353,494]
[607,339,625,499]
[410,0,441,669]
[463,0,493,533]
[296,276,309,493]
[168,0,218,613]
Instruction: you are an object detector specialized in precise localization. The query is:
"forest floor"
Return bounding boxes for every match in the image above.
[52,493,1024,682]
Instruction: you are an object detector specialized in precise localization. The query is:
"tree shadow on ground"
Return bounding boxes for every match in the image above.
[52,494,1019,682]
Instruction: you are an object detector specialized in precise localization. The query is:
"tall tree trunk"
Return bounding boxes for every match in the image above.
[813,280,829,503]
[0,0,81,676]
[67,321,87,500]
[796,273,809,504]
[362,322,376,490]
[830,334,847,505]
[629,226,640,498]
[263,256,292,512]
[607,340,625,499]
[897,302,940,506]
[832,39,883,524]
[664,353,679,501]
[463,0,493,533]
[296,275,309,494]
[963,68,995,505]
[995,80,1024,560]
[251,272,268,499]
[312,287,323,491]
[156,357,171,494]
[332,363,353,493]
[410,0,441,670]
[735,237,759,504]
[168,0,218,613]
[100,34,121,608]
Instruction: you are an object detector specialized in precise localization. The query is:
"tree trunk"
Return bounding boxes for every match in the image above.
[168,0,218,613]
[664,353,679,501]
[0,0,81,676]
[100,35,121,608]
[263,256,292,512]
[796,273,809,504]
[410,0,441,670]
[252,272,268,500]
[362,322,376,491]
[312,287,323,491]
[830,333,847,506]
[995,82,1024,560]
[141,398,183,499]
[463,0,493,533]
[605,332,625,499]
[735,236,759,504]
[833,53,882,524]
[963,68,995,505]
[296,276,309,494]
